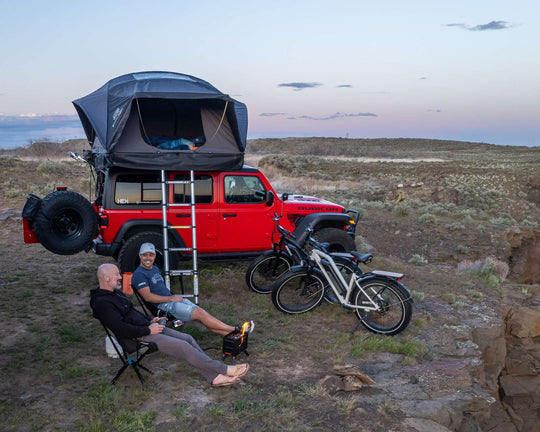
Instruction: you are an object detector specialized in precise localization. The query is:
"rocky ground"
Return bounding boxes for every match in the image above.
[0,138,539,431]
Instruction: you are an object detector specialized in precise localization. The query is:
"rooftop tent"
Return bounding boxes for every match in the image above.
[72,72,248,171]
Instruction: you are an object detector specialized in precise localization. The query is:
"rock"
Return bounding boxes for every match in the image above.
[0,208,16,221]
[333,364,376,385]
[472,324,506,394]
[506,307,540,338]
[318,365,376,393]
[501,227,540,284]
[402,417,454,432]
[499,375,540,397]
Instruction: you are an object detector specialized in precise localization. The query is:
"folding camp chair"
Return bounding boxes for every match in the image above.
[101,324,158,385]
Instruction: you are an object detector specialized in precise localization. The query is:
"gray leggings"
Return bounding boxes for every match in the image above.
[140,327,227,383]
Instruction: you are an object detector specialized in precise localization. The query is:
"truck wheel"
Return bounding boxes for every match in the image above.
[117,231,181,273]
[33,190,98,255]
[313,227,355,253]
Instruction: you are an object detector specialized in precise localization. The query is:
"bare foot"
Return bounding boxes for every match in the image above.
[212,374,241,387]
[227,363,249,378]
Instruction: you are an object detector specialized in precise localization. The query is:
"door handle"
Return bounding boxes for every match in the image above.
[223,213,237,217]
[176,214,190,218]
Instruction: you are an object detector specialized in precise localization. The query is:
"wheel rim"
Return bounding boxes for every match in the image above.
[52,210,83,238]
[356,282,405,333]
[277,274,325,313]
[252,257,290,291]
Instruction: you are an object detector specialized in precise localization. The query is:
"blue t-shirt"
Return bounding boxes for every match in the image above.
[132,265,172,298]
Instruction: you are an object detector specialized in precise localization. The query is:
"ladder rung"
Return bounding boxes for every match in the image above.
[170,270,195,276]
[168,203,194,207]
[170,247,193,252]
[166,180,192,185]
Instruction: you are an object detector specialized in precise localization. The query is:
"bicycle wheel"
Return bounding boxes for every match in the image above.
[272,269,326,314]
[352,278,412,335]
[245,252,293,294]
[323,257,359,304]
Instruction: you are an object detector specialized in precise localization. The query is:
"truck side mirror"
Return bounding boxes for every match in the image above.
[266,190,275,206]
[282,192,289,202]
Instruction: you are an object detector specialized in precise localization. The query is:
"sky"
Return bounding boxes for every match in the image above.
[0,0,539,148]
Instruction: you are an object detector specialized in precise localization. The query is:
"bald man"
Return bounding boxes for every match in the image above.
[90,263,248,386]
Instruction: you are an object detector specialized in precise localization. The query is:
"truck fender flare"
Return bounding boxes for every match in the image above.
[293,213,354,245]
[113,220,186,250]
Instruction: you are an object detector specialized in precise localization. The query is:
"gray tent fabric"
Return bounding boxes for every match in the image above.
[72,71,247,171]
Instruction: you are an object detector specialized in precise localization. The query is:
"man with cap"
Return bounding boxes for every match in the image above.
[132,243,254,336]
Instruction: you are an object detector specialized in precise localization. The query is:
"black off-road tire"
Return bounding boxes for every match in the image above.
[33,190,98,255]
[117,231,181,274]
[353,278,412,335]
[313,227,355,252]
[271,269,326,314]
[245,251,294,294]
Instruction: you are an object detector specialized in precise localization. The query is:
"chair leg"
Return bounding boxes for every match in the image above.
[133,364,146,384]
[137,363,153,375]
[111,364,129,385]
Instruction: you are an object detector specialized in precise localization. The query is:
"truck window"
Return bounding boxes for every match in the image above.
[114,174,161,205]
[225,175,266,204]
[173,174,213,204]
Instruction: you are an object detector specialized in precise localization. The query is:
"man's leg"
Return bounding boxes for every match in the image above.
[140,328,227,383]
[159,300,235,336]
[191,307,235,336]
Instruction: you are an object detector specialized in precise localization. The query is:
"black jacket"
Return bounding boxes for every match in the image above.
[90,288,151,339]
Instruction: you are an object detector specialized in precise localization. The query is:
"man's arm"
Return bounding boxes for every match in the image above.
[93,299,151,339]
[131,270,182,303]
[138,286,183,304]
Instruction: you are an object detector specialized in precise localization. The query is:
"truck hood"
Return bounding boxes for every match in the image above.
[282,194,345,213]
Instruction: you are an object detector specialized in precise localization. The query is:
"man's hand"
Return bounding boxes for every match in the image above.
[149,323,164,334]
[173,295,183,302]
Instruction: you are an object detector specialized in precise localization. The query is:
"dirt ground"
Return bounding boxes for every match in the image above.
[0,140,539,431]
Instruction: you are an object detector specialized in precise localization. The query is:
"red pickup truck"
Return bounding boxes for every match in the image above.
[23,165,358,272]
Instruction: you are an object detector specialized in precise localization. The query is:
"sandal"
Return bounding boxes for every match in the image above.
[231,363,249,378]
[212,374,240,387]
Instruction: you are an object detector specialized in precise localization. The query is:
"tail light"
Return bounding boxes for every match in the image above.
[99,214,109,229]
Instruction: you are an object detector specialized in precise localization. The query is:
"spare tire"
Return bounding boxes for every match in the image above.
[33,190,98,255]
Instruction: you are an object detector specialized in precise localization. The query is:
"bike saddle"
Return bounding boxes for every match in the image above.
[350,251,373,263]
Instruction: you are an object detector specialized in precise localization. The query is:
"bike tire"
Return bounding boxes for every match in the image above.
[245,252,293,294]
[352,278,412,335]
[272,269,326,314]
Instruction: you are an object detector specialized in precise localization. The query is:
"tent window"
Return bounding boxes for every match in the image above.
[137,98,205,143]
[115,174,161,205]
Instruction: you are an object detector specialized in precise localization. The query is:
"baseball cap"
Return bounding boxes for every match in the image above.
[139,243,156,254]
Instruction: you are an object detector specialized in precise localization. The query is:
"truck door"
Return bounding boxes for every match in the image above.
[170,173,219,252]
[219,174,274,252]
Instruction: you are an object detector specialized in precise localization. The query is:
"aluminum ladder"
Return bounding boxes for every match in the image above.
[160,170,199,304]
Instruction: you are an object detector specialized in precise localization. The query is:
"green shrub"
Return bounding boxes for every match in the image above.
[456,244,469,254]
[37,160,63,174]
[446,222,465,231]
[418,213,438,225]
[392,202,411,216]
[409,254,428,265]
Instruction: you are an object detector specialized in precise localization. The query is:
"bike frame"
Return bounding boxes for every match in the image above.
[309,247,403,312]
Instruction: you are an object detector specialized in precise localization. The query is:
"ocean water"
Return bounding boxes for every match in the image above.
[0,118,85,149]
